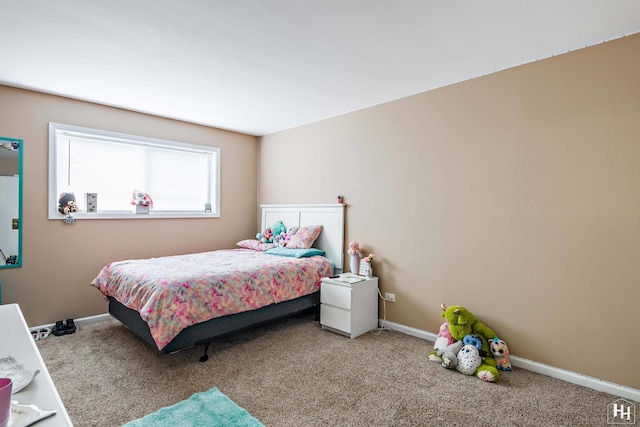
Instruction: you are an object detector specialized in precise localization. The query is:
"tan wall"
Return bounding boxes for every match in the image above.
[259,34,640,389]
[0,85,258,325]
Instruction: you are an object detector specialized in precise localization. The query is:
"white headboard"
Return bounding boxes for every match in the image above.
[261,204,345,274]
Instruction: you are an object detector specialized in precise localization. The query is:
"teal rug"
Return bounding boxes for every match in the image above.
[122,387,264,427]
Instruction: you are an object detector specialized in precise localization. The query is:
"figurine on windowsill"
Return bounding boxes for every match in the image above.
[131,189,153,213]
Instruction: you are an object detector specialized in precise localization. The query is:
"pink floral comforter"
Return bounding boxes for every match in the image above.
[91,249,332,350]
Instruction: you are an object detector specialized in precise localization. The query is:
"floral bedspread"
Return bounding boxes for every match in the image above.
[91,249,332,350]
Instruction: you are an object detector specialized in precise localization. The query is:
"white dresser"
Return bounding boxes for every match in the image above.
[0,304,73,426]
[320,274,378,339]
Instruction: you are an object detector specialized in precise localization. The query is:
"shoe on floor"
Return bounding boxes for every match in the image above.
[38,327,51,340]
[31,330,39,341]
[52,320,66,336]
[65,318,77,334]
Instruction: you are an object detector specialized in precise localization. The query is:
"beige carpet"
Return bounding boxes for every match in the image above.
[37,313,619,426]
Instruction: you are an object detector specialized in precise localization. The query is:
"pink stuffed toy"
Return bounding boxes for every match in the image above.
[347,241,361,255]
[256,227,273,243]
[131,189,153,208]
[434,321,455,348]
[284,226,299,242]
[428,321,458,362]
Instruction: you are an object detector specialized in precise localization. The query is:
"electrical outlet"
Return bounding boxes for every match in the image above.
[384,292,396,302]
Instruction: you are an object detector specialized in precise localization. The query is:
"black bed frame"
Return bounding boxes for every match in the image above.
[108,292,320,361]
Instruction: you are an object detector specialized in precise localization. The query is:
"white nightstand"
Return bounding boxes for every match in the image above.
[320,274,378,339]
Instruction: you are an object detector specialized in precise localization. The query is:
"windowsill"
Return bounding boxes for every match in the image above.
[48,211,219,220]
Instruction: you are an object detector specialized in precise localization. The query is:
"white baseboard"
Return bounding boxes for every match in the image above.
[30,312,112,331]
[381,319,640,403]
[75,312,112,326]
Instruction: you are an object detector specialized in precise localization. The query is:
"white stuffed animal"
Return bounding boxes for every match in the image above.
[456,344,483,375]
[428,321,457,362]
[131,189,153,208]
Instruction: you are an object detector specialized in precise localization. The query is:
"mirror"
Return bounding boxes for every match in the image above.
[0,137,22,268]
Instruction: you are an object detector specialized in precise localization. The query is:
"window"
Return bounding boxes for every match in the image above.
[48,123,220,219]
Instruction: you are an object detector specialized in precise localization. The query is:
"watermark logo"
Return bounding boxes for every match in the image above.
[607,398,636,425]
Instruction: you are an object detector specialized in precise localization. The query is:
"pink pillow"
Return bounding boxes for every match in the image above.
[286,225,323,249]
[237,239,276,251]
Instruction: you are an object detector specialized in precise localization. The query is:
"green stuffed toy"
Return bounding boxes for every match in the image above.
[436,303,501,382]
[271,220,287,239]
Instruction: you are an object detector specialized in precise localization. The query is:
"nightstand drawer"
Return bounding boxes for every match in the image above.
[320,305,352,334]
[320,283,352,310]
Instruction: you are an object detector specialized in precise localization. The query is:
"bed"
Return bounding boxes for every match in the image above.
[91,204,345,360]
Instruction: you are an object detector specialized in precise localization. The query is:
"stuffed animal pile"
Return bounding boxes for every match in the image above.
[257,220,285,243]
[257,221,299,245]
[428,303,511,382]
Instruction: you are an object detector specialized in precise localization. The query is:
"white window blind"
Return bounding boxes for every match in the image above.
[49,123,220,219]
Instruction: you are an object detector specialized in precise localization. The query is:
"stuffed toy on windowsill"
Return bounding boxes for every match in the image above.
[131,189,153,208]
[58,192,79,215]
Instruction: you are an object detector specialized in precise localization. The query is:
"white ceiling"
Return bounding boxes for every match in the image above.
[1,1,639,136]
